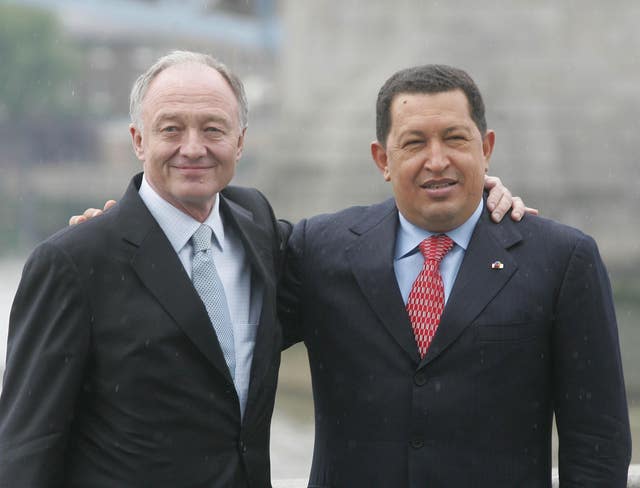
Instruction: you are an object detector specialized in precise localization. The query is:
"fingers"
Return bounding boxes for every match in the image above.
[68,200,116,226]
[484,176,507,212]
[485,174,538,222]
[508,199,539,222]
[489,192,513,222]
[483,174,501,192]
[68,215,86,226]
[485,176,512,223]
[68,208,104,226]
[84,208,104,219]
[509,196,525,221]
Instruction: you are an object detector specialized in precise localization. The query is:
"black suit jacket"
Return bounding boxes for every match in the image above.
[279,197,631,488]
[0,173,287,487]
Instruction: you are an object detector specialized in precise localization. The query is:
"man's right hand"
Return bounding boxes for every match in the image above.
[68,200,117,225]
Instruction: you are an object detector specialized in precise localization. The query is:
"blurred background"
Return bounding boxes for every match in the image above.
[0,0,638,478]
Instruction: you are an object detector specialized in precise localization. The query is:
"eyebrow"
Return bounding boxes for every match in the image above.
[153,112,231,127]
[401,130,425,138]
[443,125,473,136]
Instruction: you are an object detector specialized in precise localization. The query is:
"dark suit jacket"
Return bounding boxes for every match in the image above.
[279,197,631,488]
[0,173,287,487]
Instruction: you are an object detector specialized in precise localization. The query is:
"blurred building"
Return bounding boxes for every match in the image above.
[3,0,639,272]
[255,1,640,276]
[1,0,280,218]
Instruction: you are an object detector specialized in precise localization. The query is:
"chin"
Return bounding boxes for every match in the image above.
[418,209,459,232]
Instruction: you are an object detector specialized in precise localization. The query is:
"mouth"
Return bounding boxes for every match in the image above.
[421,179,457,190]
[173,165,215,172]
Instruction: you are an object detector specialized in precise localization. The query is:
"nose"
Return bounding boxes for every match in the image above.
[180,129,207,159]
[423,140,449,173]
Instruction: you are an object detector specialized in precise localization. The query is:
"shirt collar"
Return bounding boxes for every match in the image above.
[139,174,225,254]
[395,198,484,259]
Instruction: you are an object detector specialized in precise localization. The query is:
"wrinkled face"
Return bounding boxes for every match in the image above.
[130,62,245,221]
[371,89,495,232]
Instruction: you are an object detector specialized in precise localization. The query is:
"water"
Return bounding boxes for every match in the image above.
[0,256,23,376]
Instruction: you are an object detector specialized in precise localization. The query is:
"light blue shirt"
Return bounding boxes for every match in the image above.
[394,199,484,305]
[139,175,262,419]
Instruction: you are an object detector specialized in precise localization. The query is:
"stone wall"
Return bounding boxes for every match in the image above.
[249,0,640,272]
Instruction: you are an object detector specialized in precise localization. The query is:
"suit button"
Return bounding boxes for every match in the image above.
[414,372,427,386]
[410,439,424,449]
[238,440,247,453]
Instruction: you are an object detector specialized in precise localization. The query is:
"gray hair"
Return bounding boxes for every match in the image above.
[129,50,248,131]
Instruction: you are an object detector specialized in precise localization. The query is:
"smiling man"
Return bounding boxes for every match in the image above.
[371,86,495,233]
[279,65,631,487]
[0,51,287,487]
[129,60,244,221]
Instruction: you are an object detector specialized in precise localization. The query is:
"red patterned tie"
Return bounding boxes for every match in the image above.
[406,234,454,358]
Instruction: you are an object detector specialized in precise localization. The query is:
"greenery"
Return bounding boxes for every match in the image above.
[0,4,80,122]
[0,188,96,253]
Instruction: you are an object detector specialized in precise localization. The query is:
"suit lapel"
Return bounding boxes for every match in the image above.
[422,210,521,366]
[219,195,277,409]
[219,196,273,289]
[117,175,234,384]
[346,199,420,361]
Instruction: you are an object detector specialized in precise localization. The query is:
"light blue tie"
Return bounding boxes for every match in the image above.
[191,224,236,378]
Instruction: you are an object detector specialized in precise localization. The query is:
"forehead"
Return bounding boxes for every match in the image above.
[142,62,238,118]
[389,89,473,130]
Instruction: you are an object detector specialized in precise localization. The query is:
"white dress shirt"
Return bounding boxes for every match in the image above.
[394,199,484,305]
[139,175,262,419]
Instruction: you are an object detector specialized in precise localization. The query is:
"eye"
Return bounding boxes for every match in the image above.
[446,135,469,145]
[161,126,179,133]
[204,126,223,134]
[403,139,423,148]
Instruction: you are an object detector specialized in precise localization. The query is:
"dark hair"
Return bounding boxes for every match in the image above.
[375,64,487,146]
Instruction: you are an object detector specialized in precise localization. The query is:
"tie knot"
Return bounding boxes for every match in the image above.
[191,224,213,253]
[419,234,454,263]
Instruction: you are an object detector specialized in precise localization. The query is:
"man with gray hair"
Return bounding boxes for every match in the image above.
[0,50,287,487]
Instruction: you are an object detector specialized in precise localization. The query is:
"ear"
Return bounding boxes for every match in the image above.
[371,140,391,182]
[482,130,496,172]
[130,124,145,161]
[235,127,246,161]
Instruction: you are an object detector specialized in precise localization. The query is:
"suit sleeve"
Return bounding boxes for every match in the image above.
[553,234,631,487]
[0,242,91,487]
[277,219,306,349]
